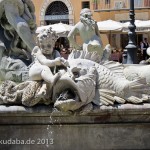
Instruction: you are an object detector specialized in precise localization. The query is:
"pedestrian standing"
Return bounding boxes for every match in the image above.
[141,38,150,60]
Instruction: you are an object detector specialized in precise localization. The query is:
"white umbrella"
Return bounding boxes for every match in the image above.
[97,20,123,44]
[36,23,73,36]
[122,20,150,32]
[97,20,123,32]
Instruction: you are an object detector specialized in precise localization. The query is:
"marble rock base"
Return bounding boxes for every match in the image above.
[0,104,150,150]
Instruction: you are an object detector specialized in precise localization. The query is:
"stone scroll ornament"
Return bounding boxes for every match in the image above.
[0,47,150,114]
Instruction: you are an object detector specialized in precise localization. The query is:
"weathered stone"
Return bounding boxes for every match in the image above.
[0,104,150,149]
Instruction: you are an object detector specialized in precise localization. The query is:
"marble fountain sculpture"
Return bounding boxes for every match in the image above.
[0,4,150,149]
[0,7,150,114]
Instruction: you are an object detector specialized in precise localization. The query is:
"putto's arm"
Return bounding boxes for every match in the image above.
[37,55,56,67]
[67,24,82,50]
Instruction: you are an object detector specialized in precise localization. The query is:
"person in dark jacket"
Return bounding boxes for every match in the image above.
[141,38,150,60]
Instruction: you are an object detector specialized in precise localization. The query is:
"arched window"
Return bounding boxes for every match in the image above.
[45,1,69,24]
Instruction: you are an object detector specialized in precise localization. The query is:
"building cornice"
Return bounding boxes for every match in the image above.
[94,7,150,12]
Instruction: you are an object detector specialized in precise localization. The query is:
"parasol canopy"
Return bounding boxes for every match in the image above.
[36,23,73,36]
[97,20,123,32]
[122,20,150,32]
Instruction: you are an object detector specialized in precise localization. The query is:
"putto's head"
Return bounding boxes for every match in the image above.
[37,28,58,54]
[80,8,92,19]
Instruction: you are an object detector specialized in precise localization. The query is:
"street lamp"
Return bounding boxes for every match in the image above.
[125,0,137,64]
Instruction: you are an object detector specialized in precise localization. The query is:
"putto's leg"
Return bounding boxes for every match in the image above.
[41,66,61,85]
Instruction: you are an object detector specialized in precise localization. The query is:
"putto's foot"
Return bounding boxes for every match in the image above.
[52,72,62,85]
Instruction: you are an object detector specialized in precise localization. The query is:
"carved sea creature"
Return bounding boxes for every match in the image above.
[53,50,150,111]
[123,64,150,83]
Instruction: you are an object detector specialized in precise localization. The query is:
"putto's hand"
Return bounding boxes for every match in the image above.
[54,57,62,66]
[54,57,69,66]
[60,57,69,67]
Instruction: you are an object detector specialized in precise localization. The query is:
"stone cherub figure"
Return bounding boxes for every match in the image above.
[68,8,103,57]
[29,28,68,97]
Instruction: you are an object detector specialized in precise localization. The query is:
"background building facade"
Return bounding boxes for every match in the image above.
[32,0,150,48]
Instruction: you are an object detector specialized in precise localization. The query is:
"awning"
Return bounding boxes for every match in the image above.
[97,20,123,33]
[122,20,150,32]
[36,23,73,37]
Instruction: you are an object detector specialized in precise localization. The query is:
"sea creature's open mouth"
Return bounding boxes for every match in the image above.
[53,75,85,111]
